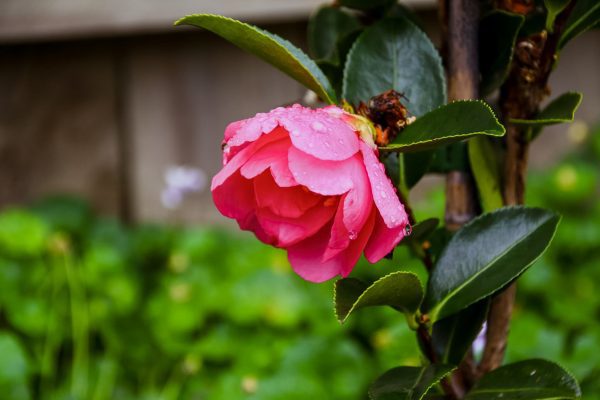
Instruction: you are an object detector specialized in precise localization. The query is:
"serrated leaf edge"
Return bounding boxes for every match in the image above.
[426,206,560,322]
[509,92,583,125]
[341,16,447,109]
[368,364,456,400]
[334,271,424,324]
[381,100,505,151]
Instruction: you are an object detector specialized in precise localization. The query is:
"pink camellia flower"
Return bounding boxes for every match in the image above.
[211,104,410,282]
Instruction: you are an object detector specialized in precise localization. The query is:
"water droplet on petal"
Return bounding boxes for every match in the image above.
[311,121,327,132]
[405,224,412,236]
[348,230,358,240]
[380,190,388,199]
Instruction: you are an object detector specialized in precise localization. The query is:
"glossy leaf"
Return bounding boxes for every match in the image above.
[424,207,560,322]
[175,14,336,103]
[343,18,446,117]
[510,92,583,125]
[404,151,435,188]
[334,272,423,324]
[469,137,504,212]
[431,300,489,365]
[480,11,525,95]
[410,219,440,243]
[559,0,600,48]
[385,152,433,190]
[369,364,455,400]
[466,359,582,399]
[428,142,470,173]
[545,0,570,30]
[308,6,361,63]
[385,3,426,30]
[381,101,505,153]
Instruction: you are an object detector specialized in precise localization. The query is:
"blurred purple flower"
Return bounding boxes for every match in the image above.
[472,322,487,357]
[160,166,207,209]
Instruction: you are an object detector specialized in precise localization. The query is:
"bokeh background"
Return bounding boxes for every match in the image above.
[0,1,599,399]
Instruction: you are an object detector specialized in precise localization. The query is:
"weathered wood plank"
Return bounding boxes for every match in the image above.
[125,26,308,222]
[0,41,123,215]
[0,0,435,44]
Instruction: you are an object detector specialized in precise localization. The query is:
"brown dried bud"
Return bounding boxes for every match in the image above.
[495,0,535,15]
[368,89,410,130]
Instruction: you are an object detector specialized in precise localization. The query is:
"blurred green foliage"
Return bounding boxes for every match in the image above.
[0,126,598,399]
[0,197,422,400]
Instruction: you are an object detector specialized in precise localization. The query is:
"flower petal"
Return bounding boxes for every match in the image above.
[280,106,360,161]
[212,143,256,191]
[364,211,406,263]
[240,130,296,187]
[288,147,362,195]
[256,200,338,247]
[324,167,373,261]
[359,142,409,228]
[252,172,321,218]
[214,128,288,191]
[287,211,375,282]
[212,170,275,245]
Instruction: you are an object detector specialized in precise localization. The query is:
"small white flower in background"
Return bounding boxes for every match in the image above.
[160,166,207,209]
[472,322,487,357]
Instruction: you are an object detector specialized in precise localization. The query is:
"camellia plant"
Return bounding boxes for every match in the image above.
[176,0,597,398]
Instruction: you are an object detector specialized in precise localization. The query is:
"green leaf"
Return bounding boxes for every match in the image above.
[545,0,571,31]
[403,151,435,188]
[0,333,31,400]
[175,14,336,103]
[369,364,455,400]
[468,137,504,212]
[381,101,505,153]
[424,207,560,322]
[308,6,361,63]
[466,359,582,399]
[510,92,583,125]
[343,18,446,117]
[559,0,600,49]
[428,142,470,173]
[334,272,423,324]
[0,209,49,257]
[479,11,525,96]
[410,219,440,243]
[384,152,434,190]
[431,300,489,365]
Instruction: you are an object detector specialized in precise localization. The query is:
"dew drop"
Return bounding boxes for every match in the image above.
[311,121,327,132]
[404,224,412,236]
[380,190,388,199]
[348,230,358,240]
